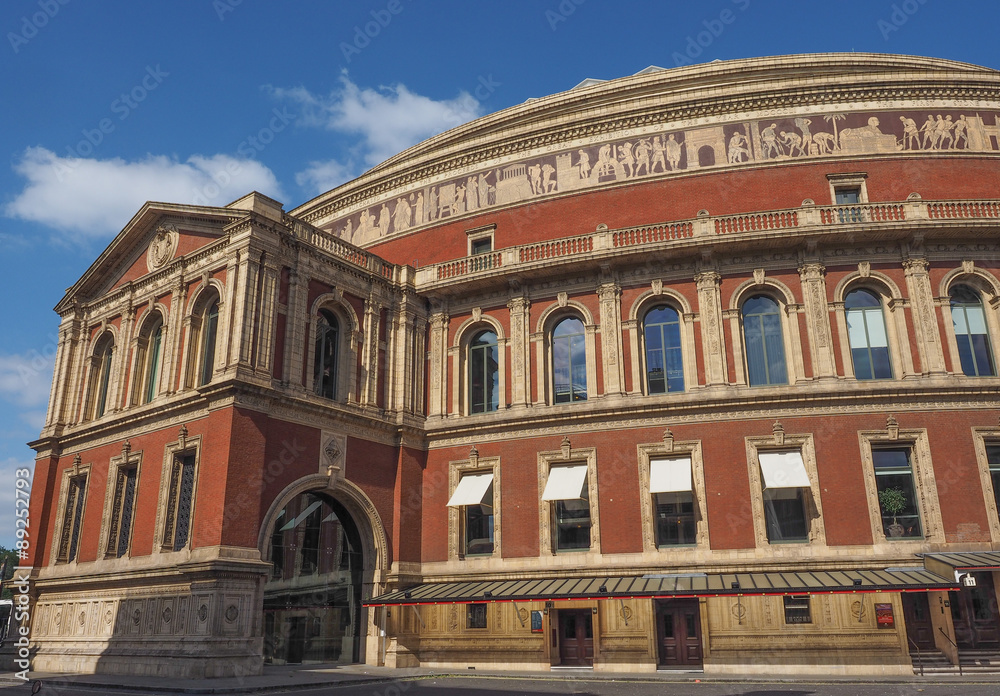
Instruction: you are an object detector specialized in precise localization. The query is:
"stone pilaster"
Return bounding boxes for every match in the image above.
[254,262,280,376]
[798,263,836,379]
[695,271,727,386]
[427,310,449,416]
[506,296,531,408]
[903,257,947,375]
[597,282,625,396]
[361,294,383,406]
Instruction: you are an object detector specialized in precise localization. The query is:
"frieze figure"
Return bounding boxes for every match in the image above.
[665,133,682,170]
[377,203,391,236]
[577,149,591,179]
[900,116,919,150]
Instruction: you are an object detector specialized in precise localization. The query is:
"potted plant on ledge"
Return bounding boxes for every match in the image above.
[878,487,908,538]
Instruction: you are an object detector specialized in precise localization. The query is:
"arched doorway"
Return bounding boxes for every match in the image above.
[263,491,364,664]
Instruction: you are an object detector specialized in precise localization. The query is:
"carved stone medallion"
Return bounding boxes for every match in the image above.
[146,224,179,272]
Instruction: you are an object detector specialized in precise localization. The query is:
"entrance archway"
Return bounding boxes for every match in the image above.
[262,490,366,664]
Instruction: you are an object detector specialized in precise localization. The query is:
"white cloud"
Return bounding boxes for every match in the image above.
[5,147,287,239]
[0,458,33,551]
[296,159,358,196]
[0,352,54,409]
[269,73,483,187]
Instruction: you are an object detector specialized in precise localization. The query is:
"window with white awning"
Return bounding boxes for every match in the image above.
[542,465,591,551]
[650,456,696,547]
[758,450,810,542]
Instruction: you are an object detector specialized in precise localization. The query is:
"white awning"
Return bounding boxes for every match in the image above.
[541,465,588,501]
[649,457,693,493]
[446,473,495,507]
[759,451,811,489]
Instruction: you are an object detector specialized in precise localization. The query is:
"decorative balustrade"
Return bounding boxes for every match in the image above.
[715,211,798,235]
[308,227,396,278]
[437,252,503,279]
[614,221,694,247]
[928,200,1000,219]
[402,199,1000,287]
[519,234,594,262]
[818,203,905,225]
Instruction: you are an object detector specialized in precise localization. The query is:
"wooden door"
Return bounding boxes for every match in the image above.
[902,593,935,650]
[558,610,594,666]
[951,573,1000,649]
[657,600,703,668]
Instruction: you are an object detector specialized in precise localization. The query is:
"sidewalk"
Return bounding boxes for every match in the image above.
[5,664,1000,694]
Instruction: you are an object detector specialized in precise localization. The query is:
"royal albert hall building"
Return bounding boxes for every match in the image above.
[21,53,1000,677]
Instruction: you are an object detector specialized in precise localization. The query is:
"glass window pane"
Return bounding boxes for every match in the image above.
[744,315,767,386]
[762,320,787,385]
[846,310,868,347]
[871,347,893,380]
[553,318,587,403]
[644,306,685,394]
[743,296,786,386]
[763,488,808,542]
[972,335,996,377]
[655,492,696,546]
[556,499,591,550]
[864,308,889,347]
[873,449,923,538]
[200,302,219,386]
[966,305,988,335]
[845,289,879,310]
[952,305,970,334]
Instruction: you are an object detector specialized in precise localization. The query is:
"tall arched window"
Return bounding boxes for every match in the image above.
[469,330,499,413]
[198,300,219,386]
[643,305,684,394]
[91,335,115,418]
[314,309,340,399]
[951,284,995,377]
[552,317,587,403]
[742,295,788,386]
[845,288,892,380]
[141,316,164,404]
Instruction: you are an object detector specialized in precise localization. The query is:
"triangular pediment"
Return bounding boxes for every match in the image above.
[55,201,246,314]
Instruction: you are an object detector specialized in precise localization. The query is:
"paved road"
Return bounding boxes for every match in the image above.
[6,677,999,696]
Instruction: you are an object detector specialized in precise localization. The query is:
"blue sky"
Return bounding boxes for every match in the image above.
[0,0,998,549]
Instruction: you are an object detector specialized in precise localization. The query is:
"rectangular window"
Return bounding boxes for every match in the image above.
[464,486,494,556]
[873,448,923,539]
[835,187,861,205]
[467,603,488,629]
[759,451,810,543]
[783,595,812,624]
[447,472,495,557]
[57,476,87,563]
[655,492,696,546]
[470,237,492,255]
[988,445,1000,515]
[106,465,138,558]
[555,498,591,550]
[649,457,696,547]
[541,465,591,551]
[836,187,863,223]
[163,453,196,551]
